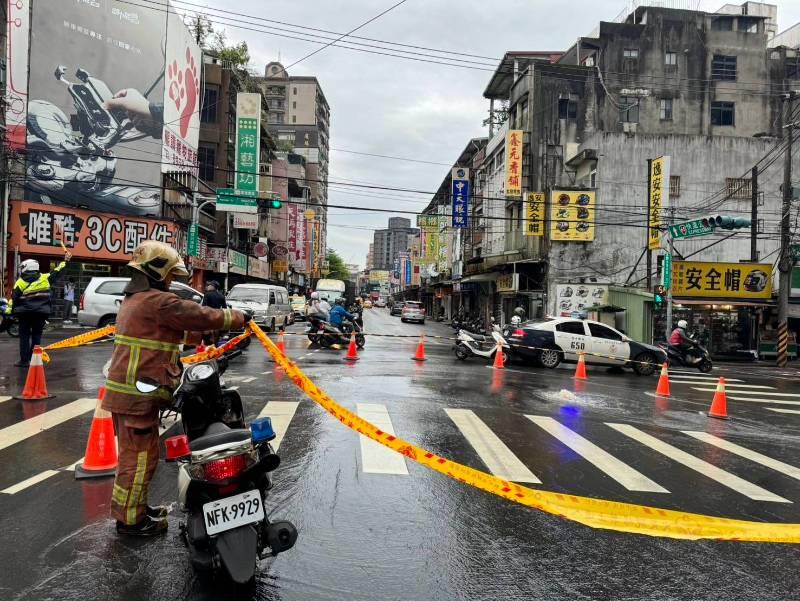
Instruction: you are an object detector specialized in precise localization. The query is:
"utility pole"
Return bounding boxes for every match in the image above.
[750,166,758,262]
[777,92,797,368]
[665,206,675,342]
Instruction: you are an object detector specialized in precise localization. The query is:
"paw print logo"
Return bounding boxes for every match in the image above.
[167,47,198,138]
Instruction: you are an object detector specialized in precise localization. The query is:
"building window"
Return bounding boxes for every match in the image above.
[660,98,673,121]
[558,98,577,119]
[670,175,681,198]
[711,101,735,126]
[786,58,800,79]
[738,17,759,33]
[711,17,733,31]
[620,97,639,123]
[712,55,737,80]
[292,115,297,123]
[293,87,297,95]
[519,100,528,127]
[665,51,677,66]
[197,145,216,182]
[725,178,752,199]
[293,101,297,109]
[623,48,639,59]
[200,86,218,123]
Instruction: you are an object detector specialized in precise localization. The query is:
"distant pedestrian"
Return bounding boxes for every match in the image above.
[201,281,227,345]
[63,279,75,324]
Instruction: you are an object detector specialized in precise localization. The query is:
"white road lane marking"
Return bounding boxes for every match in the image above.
[607,423,790,503]
[445,409,540,483]
[726,396,800,406]
[669,369,718,376]
[1,470,60,495]
[766,408,800,414]
[527,416,667,493]
[257,401,299,452]
[671,382,774,389]
[668,374,741,381]
[357,403,408,475]
[0,398,97,452]
[0,396,13,405]
[241,376,257,384]
[691,388,800,398]
[683,432,800,482]
[62,458,84,472]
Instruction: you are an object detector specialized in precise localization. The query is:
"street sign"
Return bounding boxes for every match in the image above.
[216,188,258,213]
[669,219,714,239]
[187,223,199,257]
[662,252,672,288]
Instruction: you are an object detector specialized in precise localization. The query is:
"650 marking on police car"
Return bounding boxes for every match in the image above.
[203,490,264,536]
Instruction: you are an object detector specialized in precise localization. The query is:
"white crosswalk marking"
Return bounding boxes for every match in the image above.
[727,396,800,406]
[0,398,97,452]
[357,403,408,475]
[669,369,717,376]
[607,423,790,503]
[1,470,60,495]
[0,396,13,405]
[445,409,540,483]
[683,432,800,482]
[241,376,256,383]
[671,381,772,389]
[669,374,741,381]
[692,388,800,398]
[766,408,800,415]
[526,416,667,493]
[257,401,299,451]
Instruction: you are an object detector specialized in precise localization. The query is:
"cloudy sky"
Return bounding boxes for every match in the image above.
[204,0,800,268]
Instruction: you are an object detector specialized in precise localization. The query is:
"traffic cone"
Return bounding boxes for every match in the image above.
[277,331,286,355]
[655,362,671,397]
[412,336,426,362]
[344,333,359,361]
[492,342,505,369]
[75,387,118,479]
[707,376,729,420]
[14,346,54,400]
[574,352,587,380]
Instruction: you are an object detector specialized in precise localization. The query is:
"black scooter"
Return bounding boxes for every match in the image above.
[138,352,297,587]
[657,339,713,373]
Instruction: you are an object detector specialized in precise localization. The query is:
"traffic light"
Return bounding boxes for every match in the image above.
[653,285,665,309]
[701,215,752,230]
[269,197,282,209]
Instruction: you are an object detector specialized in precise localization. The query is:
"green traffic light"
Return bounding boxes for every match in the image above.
[270,199,282,209]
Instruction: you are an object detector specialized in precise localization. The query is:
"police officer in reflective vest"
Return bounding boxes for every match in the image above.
[11,252,71,367]
[102,241,247,537]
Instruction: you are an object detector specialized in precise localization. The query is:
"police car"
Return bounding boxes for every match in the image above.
[506,316,667,375]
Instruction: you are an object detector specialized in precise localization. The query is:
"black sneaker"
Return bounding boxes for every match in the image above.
[146,505,169,519]
[116,517,168,537]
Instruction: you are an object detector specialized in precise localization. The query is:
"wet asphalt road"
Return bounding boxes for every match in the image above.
[1,310,800,600]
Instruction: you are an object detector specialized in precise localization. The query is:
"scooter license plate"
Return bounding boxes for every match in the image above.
[203,490,265,536]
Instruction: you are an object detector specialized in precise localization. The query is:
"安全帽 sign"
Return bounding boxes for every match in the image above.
[671,261,773,300]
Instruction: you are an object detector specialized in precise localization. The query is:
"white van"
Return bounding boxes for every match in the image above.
[226,284,292,331]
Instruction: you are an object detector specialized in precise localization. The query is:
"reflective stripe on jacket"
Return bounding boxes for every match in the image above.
[11,261,66,315]
[102,288,245,416]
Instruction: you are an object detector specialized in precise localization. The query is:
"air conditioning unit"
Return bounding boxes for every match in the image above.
[259,163,271,175]
[622,122,638,134]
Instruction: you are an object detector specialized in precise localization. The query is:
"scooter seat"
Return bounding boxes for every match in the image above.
[190,422,252,452]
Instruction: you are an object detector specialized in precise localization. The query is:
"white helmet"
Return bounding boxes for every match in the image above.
[677,319,688,329]
[20,259,39,273]
[310,292,319,300]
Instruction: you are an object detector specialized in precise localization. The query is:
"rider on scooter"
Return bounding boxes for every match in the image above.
[670,319,700,364]
[329,298,356,333]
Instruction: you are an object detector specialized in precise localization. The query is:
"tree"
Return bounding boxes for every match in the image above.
[189,14,250,69]
[326,249,350,280]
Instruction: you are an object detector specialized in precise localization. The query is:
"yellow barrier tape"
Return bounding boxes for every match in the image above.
[181,331,252,365]
[249,321,800,543]
[41,325,117,361]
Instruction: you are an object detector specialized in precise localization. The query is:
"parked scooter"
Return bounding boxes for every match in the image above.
[138,352,297,587]
[454,320,510,362]
[657,338,713,373]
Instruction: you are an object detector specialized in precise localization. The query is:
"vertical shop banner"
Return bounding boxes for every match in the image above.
[505,130,523,197]
[550,191,596,242]
[235,93,261,194]
[6,0,30,149]
[288,203,307,271]
[671,261,772,300]
[403,255,412,286]
[228,249,248,275]
[648,156,670,251]
[417,215,439,262]
[162,10,202,176]
[451,168,470,229]
[23,0,182,216]
[524,192,545,236]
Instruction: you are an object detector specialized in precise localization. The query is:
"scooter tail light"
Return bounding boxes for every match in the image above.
[165,435,191,461]
[203,454,248,481]
[513,329,525,337]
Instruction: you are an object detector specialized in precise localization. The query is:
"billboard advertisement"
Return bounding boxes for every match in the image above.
[671,261,773,300]
[555,284,608,316]
[550,190,596,242]
[648,156,670,251]
[15,1,200,216]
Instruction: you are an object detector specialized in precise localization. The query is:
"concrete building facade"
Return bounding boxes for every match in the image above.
[371,217,419,271]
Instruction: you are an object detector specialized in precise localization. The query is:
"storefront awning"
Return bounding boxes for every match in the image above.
[460,273,499,284]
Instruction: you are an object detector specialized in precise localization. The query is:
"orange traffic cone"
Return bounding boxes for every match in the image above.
[277,330,286,355]
[344,333,359,361]
[574,352,587,380]
[412,336,426,362]
[492,342,505,369]
[655,363,671,397]
[708,376,729,420]
[75,387,118,479]
[14,346,54,400]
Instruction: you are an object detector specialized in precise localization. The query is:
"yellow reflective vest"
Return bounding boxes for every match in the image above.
[11,261,66,315]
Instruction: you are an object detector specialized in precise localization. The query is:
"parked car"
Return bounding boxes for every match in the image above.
[401,301,426,324]
[226,284,292,332]
[507,316,666,376]
[374,298,387,308]
[390,302,405,316]
[78,277,203,328]
[290,295,307,321]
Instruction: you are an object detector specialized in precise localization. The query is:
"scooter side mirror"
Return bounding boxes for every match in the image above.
[135,379,160,394]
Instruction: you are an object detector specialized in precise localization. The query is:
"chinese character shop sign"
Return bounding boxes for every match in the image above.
[671,261,772,300]
[236,93,261,195]
[505,130,523,198]
[648,156,670,251]
[10,201,178,260]
[524,192,544,236]
[451,168,469,229]
[550,190,596,242]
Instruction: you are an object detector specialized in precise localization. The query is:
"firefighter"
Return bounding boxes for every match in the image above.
[102,241,247,537]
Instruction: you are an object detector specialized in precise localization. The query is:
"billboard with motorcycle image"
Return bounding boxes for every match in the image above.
[11,0,200,217]
[556,284,608,317]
